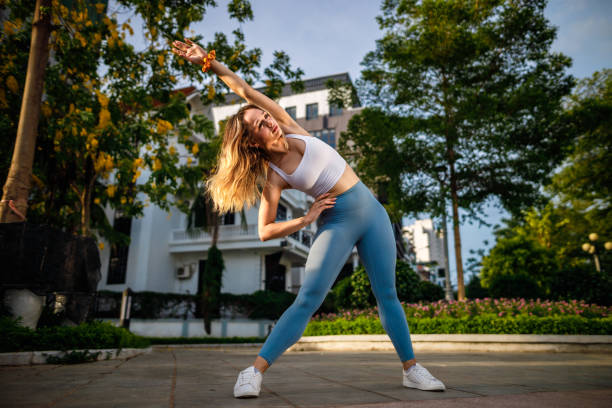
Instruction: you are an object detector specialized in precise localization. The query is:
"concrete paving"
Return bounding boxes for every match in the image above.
[1,347,611,407]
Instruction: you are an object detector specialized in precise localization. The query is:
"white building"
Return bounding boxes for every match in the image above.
[402,219,447,288]
[97,73,362,297]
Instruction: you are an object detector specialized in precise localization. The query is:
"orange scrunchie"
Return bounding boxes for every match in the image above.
[201,50,216,73]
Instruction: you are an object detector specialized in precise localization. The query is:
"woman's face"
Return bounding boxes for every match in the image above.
[242,108,288,154]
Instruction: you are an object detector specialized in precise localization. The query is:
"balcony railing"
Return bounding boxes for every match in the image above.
[289,229,313,248]
[171,224,258,242]
[171,224,313,248]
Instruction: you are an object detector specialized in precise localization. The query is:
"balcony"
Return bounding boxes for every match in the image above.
[171,224,258,242]
[169,223,313,254]
[290,230,313,248]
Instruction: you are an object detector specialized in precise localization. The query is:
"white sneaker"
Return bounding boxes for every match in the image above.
[233,366,263,398]
[403,363,446,391]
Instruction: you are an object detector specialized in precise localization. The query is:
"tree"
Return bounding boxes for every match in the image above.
[477,70,612,303]
[480,233,557,298]
[339,0,575,300]
[0,0,51,224]
[547,69,612,238]
[0,0,302,245]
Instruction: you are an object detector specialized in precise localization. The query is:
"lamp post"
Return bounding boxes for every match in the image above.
[581,233,611,273]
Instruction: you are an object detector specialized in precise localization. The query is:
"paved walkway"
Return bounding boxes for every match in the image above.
[1,347,611,407]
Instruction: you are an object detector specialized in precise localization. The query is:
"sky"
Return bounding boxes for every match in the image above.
[115,0,612,288]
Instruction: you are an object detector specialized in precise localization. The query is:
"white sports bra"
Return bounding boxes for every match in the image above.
[268,134,347,197]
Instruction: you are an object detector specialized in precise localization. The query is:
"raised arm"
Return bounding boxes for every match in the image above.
[171,38,307,136]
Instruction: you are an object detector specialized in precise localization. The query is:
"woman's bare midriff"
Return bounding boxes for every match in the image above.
[326,164,360,198]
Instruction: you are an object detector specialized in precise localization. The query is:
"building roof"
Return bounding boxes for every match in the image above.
[220,72,354,105]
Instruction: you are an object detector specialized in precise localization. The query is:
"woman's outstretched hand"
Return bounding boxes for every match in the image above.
[304,193,336,225]
[171,38,207,66]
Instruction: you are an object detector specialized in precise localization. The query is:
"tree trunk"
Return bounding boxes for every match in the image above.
[449,153,465,300]
[441,206,454,301]
[0,0,52,223]
[80,156,95,236]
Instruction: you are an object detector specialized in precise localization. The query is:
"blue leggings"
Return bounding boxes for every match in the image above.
[258,181,415,366]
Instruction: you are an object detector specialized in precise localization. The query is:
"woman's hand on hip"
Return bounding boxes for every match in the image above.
[171,38,207,66]
[304,193,336,225]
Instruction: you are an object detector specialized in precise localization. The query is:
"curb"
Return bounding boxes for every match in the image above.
[287,334,612,353]
[152,343,264,349]
[0,347,152,366]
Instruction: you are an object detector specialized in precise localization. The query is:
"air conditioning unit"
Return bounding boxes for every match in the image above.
[176,263,195,279]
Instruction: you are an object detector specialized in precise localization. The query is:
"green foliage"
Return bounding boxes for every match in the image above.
[330,276,353,310]
[0,316,150,352]
[477,69,612,305]
[465,275,490,299]
[550,263,612,306]
[350,266,376,308]
[303,315,612,336]
[487,273,543,300]
[202,245,224,334]
[418,280,445,302]
[480,234,558,298]
[350,261,424,308]
[313,297,611,321]
[246,290,296,319]
[394,261,424,303]
[94,289,297,320]
[344,0,575,221]
[341,0,575,292]
[0,0,302,243]
[550,69,612,210]
[326,78,359,110]
[45,350,103,365]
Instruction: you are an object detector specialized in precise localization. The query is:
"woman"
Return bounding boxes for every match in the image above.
[171,38,446,398]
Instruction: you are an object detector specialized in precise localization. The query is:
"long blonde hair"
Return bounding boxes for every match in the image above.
[206,104,270,214]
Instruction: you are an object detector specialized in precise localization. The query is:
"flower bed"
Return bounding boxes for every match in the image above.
[312,298,610,321]
[305,298,612,335]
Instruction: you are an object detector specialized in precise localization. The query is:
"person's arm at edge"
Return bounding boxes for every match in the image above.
[258,175,308,241]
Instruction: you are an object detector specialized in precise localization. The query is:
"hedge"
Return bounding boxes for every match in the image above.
[303,315,612,336]
[0,317,150,353]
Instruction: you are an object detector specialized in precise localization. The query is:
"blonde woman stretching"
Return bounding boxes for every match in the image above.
[172,39,446,398]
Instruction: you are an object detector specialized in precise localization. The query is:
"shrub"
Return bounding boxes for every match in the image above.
[331,276,353,309]
[481,234,558,298]
[247,290,296,319]
[551,263,612,306]
[303,315,612,336]
[0,316,150,353]
[350,261,423,308]
[465,275,490,299]
[418,280,445,302]
[488,272,543,300]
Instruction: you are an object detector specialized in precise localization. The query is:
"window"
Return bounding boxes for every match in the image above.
[306,103,318,120]
[312,130,321,139]
[329,104,343,117]
[276,204,287,221]
[222,212,235,225]
[194,205,206,228]
[285,106,296,119]
[319,128,336,148]
[107,216,132,284]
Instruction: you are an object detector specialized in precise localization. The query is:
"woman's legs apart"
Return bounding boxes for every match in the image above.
[255,225,356,372]
[356,203,416,368]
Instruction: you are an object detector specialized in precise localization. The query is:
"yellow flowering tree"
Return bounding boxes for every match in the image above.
[0,0,303,247]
